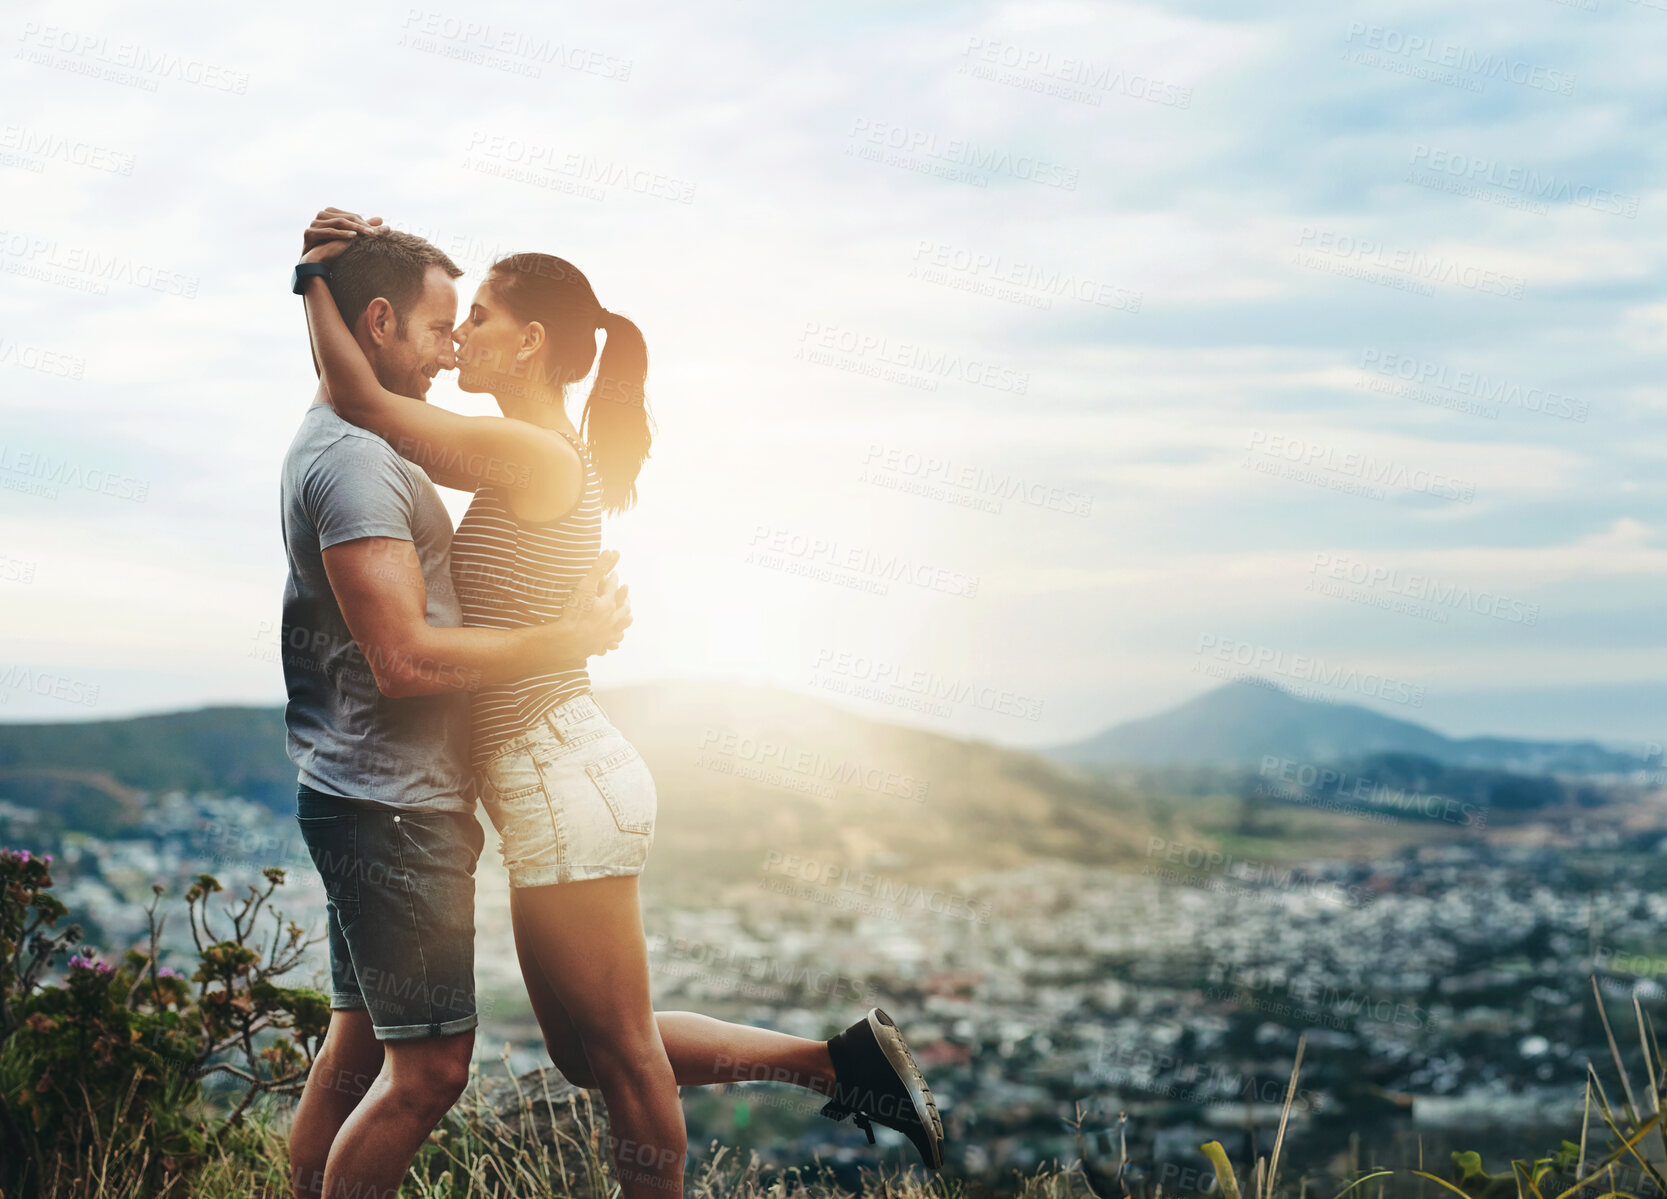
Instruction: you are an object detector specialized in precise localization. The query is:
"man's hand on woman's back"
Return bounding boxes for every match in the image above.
[543,550,632,667]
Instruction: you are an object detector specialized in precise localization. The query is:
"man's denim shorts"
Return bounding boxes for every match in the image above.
[295,783,485,1040]
[477,693,658,888]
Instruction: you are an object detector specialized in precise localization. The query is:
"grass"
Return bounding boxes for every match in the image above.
[9,992,1666,1199]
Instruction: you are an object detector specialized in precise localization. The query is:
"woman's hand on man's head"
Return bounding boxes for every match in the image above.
[300,206,385,264]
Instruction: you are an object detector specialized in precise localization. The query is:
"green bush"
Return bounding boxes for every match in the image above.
[0,847,328,1197]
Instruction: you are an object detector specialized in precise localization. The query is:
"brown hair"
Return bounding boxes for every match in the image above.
[327,230,463,338]
[486,252,652,514]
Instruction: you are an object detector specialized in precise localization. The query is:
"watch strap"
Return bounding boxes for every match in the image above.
[292,262,331,295]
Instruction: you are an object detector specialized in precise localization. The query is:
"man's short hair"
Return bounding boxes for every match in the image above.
[326,230,463,338]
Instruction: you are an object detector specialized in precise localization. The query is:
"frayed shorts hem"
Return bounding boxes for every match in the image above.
[510,863,646,889]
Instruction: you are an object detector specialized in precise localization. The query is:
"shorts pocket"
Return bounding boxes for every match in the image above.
[297,813,362,925]
[585,745,657,836]
[484,746,547,803]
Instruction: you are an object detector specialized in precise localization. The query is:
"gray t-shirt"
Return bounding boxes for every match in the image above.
[279,403,473,811]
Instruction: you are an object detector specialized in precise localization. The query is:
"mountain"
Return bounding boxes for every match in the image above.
[1049,679,1647,774]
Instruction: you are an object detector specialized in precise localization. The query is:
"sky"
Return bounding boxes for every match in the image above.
[1,0,1664,749]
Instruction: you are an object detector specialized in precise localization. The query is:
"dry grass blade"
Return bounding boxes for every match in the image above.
[1585,1105,1666,1198]
[1511,1158,1545,1199]
[1580,1076,1591,1181]
[1328,1169,1392,1199]
[1635,996,1659,1122]
[1553,1108,1660,1199]
[1265,1032,1307,1199]
[1643,1005,1667,1162]
[1593,977,1640,1124]
[1590,1064,1618,1118]
[1411,1171,1474,1199]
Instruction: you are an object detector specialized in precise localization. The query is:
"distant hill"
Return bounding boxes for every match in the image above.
[1049,679,1646,775]
[598,682,1163,886]
[2,680,1643,882]
[0,684,1161,881]
[0,769,146,834]
[0,706,293,809]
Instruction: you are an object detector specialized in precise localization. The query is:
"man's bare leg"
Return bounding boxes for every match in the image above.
[318,1030,474,1199]
[289,1009,384,1199]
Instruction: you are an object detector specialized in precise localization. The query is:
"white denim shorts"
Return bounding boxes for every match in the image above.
[477,693,657,887]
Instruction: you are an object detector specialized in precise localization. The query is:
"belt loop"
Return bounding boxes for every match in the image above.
[543,693,601,743]
[542,707,567,744]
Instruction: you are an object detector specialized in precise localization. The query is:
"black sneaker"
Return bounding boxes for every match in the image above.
[819,1007,945,1170]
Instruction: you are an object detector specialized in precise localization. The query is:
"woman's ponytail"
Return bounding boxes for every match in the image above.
[583,309,653,514]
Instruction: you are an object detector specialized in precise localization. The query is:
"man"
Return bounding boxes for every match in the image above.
[279,211,631,1199]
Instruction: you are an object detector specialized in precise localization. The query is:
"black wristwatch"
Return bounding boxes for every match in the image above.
[291,262,331,295]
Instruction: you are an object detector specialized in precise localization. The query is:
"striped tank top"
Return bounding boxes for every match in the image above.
[450,428,603,763]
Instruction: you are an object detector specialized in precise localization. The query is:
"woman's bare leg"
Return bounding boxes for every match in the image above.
[510,892,838,1095]
[509,876,684,1199]
[659,1010,837,1091]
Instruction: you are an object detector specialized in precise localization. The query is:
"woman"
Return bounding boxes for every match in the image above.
[297,211,944,1196]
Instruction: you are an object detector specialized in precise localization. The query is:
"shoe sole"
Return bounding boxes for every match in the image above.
[868,1008,945,1169]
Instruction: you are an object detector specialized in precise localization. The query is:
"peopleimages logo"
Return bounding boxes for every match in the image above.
[1194,635,1426,707]
[1208,962,1432,1031]
[1245,432,1476,503]
[0,445,149,503]
[1308,552,1540,626]
[847,117,1079,191]
[0,336,86,380]
[463,132,695,203]
[1407,145,1638,218]
[1293,227,1525,300]
[397,10,633,81]
[761,851,993,924]
[17,24,251,92]
[0,666,99,708]
[696,727,929,802]
[1142,837,1369,907]
[796,321,1030,395]
[861,443,1094,518]
[1256,756,1488,828]
[652,934,874,1003]
[1357,348,1588,423]
[1592,945,1667,979]
[0,230,200,299]
[958,37,1193,109]
[810,647,1045,721]
[0,555,38,585]
[1082,1044,1321,1108]
[1341,23,1576,96]
[909,239,1141,311]
[746,525,981,599]
[0,125,135,175]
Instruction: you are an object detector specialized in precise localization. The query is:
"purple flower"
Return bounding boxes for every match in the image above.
[157,967,182,980]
